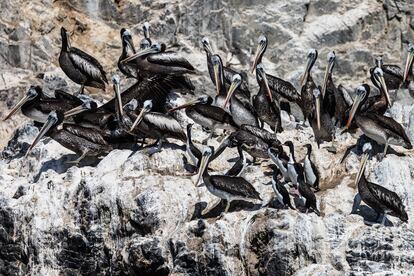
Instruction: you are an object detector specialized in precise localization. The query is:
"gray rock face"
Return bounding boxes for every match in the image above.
[1,0,414,275]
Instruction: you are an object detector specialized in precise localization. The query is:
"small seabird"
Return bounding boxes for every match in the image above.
[268,147,289,181]
[352,143,408,225]
[346,85,412,159]
[297,172,320,215]
[271,170,295,209]
[303,144,320,191]
[59,27,108,94]
[195,146,262,215]
[253,63,282,132]
[284,141,304,187]
[225,145,248,177]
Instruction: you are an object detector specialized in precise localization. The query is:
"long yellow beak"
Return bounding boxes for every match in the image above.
[378,74,391,108]
[345,93,364,129]
[130,106,149,131]
[251,44,264,73]
[321,65,330,98]
[261,71,273,102]
[355,152,369,185]
[315,96,321,130]
[64,104,88,118]
[121,46,157,64]
[300,58,312,86]
[168,98,199,113]
[403,51,414,83]
[223,80,239,108]
[25,111,58,157]
[213,63,221,95]
[194,152,210,186]
[3,94,32,121]
[114,82,123,119]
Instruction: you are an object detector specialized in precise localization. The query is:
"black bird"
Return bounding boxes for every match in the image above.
[121,43,195,75]
[272,170,295,209]
[333,84,352,127]
[321,51,337,117]
[59,27,108,94]
[253,63,282,132]
[352,143,408,224]
[169,95,237,143]
[284,141,304,187]
[309,88,335,148]
[298,172,320,216]
[118,28,140,79]
[225,145,247,177]
[201,37,250,101]
[303,144,320,191]
[300,49,318,123]
[195,146,262,215]
[251,35,268,73]
[3,86,83,123]
[129,100,187,155]
[25,111,112,163]
[268,147,289,181]
[370,56,403,90]
[346,85,412,159]
[240,124,283,149]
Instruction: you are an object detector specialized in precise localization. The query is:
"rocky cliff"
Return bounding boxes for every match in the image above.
[1,0,414,275]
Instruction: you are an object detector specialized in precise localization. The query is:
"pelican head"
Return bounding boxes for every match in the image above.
[3,86,40,121]
[251,35,268,73]
[403,43,414,82]
[223,74,242,108]
[345,85,368,129]
[201,36,213,55]
[301,48,318,86]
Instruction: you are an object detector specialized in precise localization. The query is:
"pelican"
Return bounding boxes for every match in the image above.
[352,143,408,224]
[300,49,318,122]
[121,43,195,75]
[364,67,391,114]
[370,56,403,90]
[3,86,83,122]
[195,146,262,216]
[140,22,152,49]
[321,51,337,117]
[251,35,267,73]
[346,85,412,159]
[118,28,140,79]
[403,43,414,83]
[253,63,282,132]
[59,27,108,94]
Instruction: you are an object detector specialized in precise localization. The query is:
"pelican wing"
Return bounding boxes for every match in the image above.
[54,90,83,105]
[70,48,108,83]
[368,113,412,147]
[63,124,108,145]
[223,67,250,98]
[144,113,186,140]
[367,181,408,221]
[266,73,301,103]
[210,175,261,200]
[147,52,195,71]
[193,105,237,126]
[382,64,403,79]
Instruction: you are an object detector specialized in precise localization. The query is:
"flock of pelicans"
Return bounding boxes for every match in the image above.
[3,24,414,225]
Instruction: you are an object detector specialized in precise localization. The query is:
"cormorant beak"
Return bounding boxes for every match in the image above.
[345,92,364,129]
[113,81,124,119]
[64,104,89,118]
[300,56,312,86]
[3,93,36,121]
[251,43,265,73]
[223,78,240,108]
[403,50,414,83]
[213,62,221,95]
[321,59,334,98]
[25,111,58,158]
[129,105,151,132]
[168,98,200,113]
[315,94,321,130]
[355,151,369,185]
[258,68,273,102]
[194,152,211,186]
[378,73,391,108]
[121,46,158,64]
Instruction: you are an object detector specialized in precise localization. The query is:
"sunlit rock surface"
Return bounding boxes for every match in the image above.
[1,0,414,275]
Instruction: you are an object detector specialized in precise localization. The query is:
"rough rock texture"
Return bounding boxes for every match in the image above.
[1,0,414,275]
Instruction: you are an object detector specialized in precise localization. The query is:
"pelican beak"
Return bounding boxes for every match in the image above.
[378,74,391,108]
[213,62,221,95]
[3,94,34,121]
[321,61,333,98]
[300,57,312,86]
[251,43,264,73]
[114,81,124,119]
[223,79,239,108]
[315,95,321,130]
[355,152,369,185]
[259,69,273,102]
[25,112,58,157]
[194,151,211,186]
[125,36,136,54]
[403,51,414,83]
[64,104,88,118]
[345,93,364,129]
[121,46,157,63]
[168,98,199,113]
[130,105,150,132]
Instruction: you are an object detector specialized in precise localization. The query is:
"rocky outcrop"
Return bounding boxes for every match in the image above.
[1,0,414,275]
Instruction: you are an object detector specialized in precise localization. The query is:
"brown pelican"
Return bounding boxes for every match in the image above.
[346,85,412,159]
[25,111,112,163]
[321,51,337,117]
[300,49,318,123]
[59,27,108,94]
[370,56,403,90]
[403,43,414,83]
[352,143,408,224]
[240,124,282,149]
[195,146,262,215]
[121,43,195,75]
[251,35,267,73]
[333,84,352,127]
[253,63,282,132]
[129,100,186,155]
[169,95,237,143]
[272,170,295,209]
[118,28,140,79]
[223,74,259,127]
[303,144,320,191]
[364,67,391,114]
[201,37,250,101]
[3,86,83,123]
